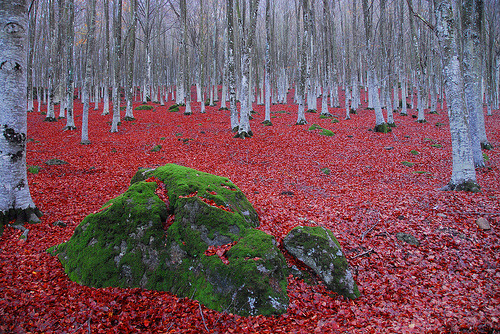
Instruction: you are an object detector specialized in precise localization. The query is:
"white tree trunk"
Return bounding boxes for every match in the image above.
[434,0,478,191]
[0,0,41,230]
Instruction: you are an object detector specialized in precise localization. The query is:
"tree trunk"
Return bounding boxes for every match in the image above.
[125,0,137,121]
[236,0,261,138]
[434,0,479,192]
[461,0,489,161]
[102,0,110,115]
[81,0,97,145]
[0,0,42,234]
[110,0,122,132]
[63,0,75,130]
[227,0,238,131]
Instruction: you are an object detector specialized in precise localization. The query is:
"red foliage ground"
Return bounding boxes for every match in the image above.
[1,91,499,333]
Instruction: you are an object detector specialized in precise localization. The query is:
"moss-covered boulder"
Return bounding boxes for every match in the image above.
[283,226,360,299]
[49,164,288,316]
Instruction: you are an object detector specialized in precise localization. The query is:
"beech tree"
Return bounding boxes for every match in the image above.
[0,0,42,235]
[81,0,98,145]
[433,0,480,192]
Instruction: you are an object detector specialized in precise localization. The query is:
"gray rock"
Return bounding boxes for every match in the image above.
[396,232,420,246]
[283,226,360,299]
[476,217,490,230]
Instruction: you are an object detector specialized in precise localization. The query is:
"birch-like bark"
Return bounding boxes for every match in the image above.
[180,0,192,115]
[102,0,110,115]
[362,0,387,130]
[0,0,42,232]
[263,0,272,124]
[461,0,489,161]
[26,0,37,113]
[227,0,238,131]
[236,0,261,138]
[110,0,122,132]
[81,0,97,145]
[63,0,75,130]
[124,0,137,121]
[296,0,308,125]
[45,0,57,121]
[434,0,479,191]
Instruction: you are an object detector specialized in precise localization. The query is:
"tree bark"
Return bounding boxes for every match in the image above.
[81,0,97,145]
[0,0,42,234]
[110,0,122,132]
[434,0,479,192]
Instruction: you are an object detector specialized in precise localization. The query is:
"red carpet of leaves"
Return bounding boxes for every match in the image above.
[1,91,499,333]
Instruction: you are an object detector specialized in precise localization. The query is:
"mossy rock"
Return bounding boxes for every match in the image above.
[442,180,481,193]
[45,158,68,165]
[49,164,287,316]
[374,123,391,133]
[283,226,360,299]
[135,105,154,111]
[150,144,162,152]
[308,123,322,131]
[319,129,335,137]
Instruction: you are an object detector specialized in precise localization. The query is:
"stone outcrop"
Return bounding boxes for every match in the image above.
[283,226,360,299]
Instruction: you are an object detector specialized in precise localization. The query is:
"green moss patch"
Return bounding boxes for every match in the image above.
[27,165,41,174]
[401,161,415,167]
[135,105,154,110]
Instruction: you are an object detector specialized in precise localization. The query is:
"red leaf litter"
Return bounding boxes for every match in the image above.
[145,176,170,207]
[1,92,499,333]
[204,241,238,265]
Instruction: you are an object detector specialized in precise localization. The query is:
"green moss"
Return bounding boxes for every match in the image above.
[261,120,273,126]
[27,165,41,174]
[374,123,391,133]
[331,118,339,123]
[50,181,168,288]
[320,129,335,136]
[319,114,332,119]
[135,105,154,110]
[151,145,162,152]
[410,150,420,155]
[483,153,489,161]
[320,167,331,175]
[431,144,442,148]
[401,161,415,167]
[308,124,322,131]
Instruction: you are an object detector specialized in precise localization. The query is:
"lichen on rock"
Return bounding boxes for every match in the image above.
[283,226,360,299]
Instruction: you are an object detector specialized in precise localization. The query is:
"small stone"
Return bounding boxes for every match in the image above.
[52,221,67,227]
[384,146,394,150]
[396,232,420,246]
[45,158,68,165]
[476,217,490,230]
[437,213,447,218]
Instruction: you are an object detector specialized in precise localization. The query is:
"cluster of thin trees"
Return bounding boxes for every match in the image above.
[0,0,499,232]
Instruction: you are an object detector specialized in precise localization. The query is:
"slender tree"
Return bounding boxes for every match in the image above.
[63,0,75,130]
[81,0,98,145]
[433,0,480,192]
[0,0,42,236]
[111,0,123,132]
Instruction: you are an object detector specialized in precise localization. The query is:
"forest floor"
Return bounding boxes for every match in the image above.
[1,93,499,333]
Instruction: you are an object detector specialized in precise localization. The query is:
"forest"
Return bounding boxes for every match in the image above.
[0,0,499,332]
